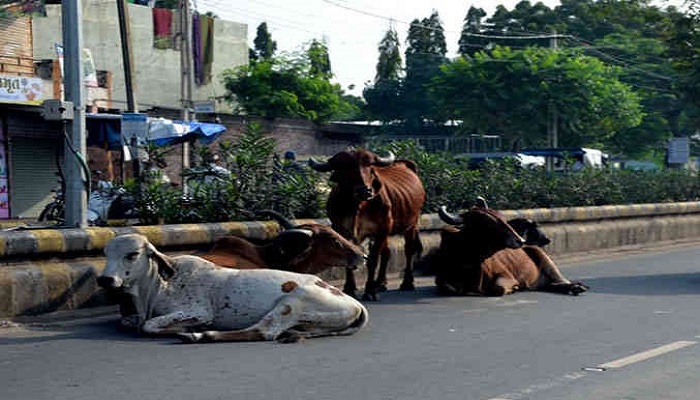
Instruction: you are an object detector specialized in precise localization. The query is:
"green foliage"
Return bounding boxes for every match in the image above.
[222,50,360,123]
[430,46,643,150]
[251,22,277,62]
[376,141,700,213]
[126,122,326,224]
[402,11,448,129]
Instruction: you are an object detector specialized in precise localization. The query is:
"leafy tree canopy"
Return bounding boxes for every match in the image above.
[430,46,643,149]
[222,49,360,123]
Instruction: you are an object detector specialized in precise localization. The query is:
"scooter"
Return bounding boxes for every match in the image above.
[87,173,137,226]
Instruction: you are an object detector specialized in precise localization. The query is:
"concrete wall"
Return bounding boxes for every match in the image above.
[32,3,248,113]
[3,202,700,318]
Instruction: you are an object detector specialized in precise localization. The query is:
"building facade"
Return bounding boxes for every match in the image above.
[0,2,248,219]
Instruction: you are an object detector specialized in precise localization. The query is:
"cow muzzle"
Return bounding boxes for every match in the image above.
[97,275,123,289]
[354,186,374,201]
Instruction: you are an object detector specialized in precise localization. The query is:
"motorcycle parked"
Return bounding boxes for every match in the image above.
[38,171,136,226]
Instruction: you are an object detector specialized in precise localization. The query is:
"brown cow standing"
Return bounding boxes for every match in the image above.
[435,203,588,296]
[309,149,426,301]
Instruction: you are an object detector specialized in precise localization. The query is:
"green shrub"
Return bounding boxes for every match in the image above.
[127,136,700,224]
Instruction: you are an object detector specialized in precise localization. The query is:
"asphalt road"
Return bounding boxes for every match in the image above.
[4,242,700,400]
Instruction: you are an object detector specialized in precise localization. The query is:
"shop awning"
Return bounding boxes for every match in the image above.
[85,114,226,150]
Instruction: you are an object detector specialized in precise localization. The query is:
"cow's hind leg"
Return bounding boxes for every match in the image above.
[487,275,519,296]
[522,246,589,296]
[179,285,366,343]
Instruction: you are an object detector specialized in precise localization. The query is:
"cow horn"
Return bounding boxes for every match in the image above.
[307,157,333,172]
[438,206,463,225]
[257,209,298,230]
[374,151,396,167]
[474,196,488,209]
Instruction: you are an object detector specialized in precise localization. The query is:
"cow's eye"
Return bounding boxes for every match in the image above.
[126,252,139,261]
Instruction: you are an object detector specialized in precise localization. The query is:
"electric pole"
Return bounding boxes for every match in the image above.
[116,0,138,113]
[547,31,559,171]
[180,0,193,197]
[62,0,88,227]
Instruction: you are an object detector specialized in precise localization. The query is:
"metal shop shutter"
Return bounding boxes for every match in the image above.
[9,136,63,219]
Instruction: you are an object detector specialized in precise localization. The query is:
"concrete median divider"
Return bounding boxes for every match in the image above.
[2,202,700,318]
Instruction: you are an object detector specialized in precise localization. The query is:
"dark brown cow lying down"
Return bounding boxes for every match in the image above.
[434,203,588,296]
[198,210,366,275]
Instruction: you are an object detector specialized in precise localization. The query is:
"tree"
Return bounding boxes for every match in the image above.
[374,27,402,82]
[363,27,403,122]
[458,6,488,57]
[306,39,332,79]
[250,22,277,63]
[402,11,448,130]
[222,47,360,123]
[666,4,700,130]
[429,46,643,150]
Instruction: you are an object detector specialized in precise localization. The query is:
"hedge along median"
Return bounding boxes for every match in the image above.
[2,201,700,318]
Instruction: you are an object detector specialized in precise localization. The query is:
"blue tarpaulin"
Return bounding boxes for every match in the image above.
[85,114,226,150]
[150,120,226,146]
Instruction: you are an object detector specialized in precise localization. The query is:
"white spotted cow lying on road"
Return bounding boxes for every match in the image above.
[98,234,369,343]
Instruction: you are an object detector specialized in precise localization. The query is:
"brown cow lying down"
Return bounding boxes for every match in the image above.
[197,209,367,275]
[434,204,588,296]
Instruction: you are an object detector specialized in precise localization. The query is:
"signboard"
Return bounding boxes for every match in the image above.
[193,100,216,114]
[667,137,690,165]
[0,123,8,218]
[0,74,46,105]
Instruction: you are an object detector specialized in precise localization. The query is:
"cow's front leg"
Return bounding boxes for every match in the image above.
[178,298,305,343]
[398,229,421,291]
[343,268,358,298]
[140,309,213,335]
[376,244,391,293]
[362,240,383,301]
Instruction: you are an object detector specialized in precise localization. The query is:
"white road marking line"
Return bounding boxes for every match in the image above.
[597,340,696,369]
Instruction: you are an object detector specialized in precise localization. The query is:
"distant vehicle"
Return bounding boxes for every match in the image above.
[456,147,608,171]
[455,152,545,170]
[518,147,609,170]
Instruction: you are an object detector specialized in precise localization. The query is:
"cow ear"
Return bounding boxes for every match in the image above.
[147,243,175,280]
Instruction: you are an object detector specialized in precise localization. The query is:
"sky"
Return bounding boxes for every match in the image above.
[195,0,687,96]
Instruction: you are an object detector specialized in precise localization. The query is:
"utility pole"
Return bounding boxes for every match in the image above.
[62,0,87,227]
[180,0,194,198]
[547,31,559,171]
[116,0,139,184]
[116,0,138,113]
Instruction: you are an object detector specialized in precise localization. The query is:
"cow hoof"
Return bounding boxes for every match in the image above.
[118,315,142,333]
[177,332,206,343]
[569,282,589,296]
[361,292,379,302]
[377,283,388,293]
[399,282,415,291]
[277,332,304,344]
